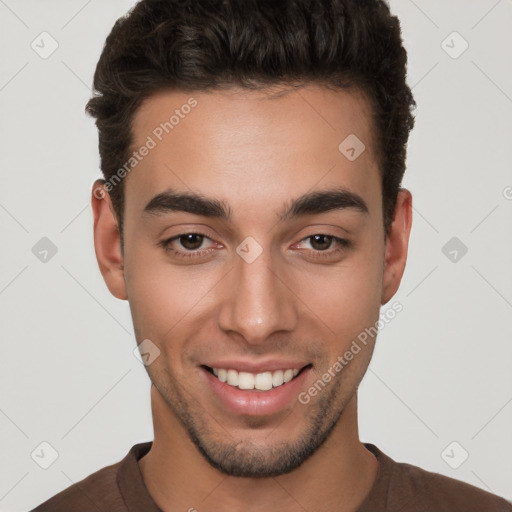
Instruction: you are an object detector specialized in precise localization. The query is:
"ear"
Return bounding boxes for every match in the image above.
[381,188,413,305]
[91,180,127,300]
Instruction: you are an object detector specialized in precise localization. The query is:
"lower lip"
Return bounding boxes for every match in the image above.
[202,366,311,416]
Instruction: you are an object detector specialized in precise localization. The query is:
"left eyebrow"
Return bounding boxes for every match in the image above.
[142,186,369,222]
[277,186,369,223]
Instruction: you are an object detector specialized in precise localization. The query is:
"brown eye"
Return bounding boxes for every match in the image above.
[308,234,335,251]
[159,232,218,261]
[294,234,351,261]
[178,233,205,251]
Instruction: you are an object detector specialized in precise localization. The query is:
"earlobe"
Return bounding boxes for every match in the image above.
[381,188,413,305]
[91,180,128,300]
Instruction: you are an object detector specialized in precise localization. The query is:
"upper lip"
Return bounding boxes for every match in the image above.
[202,359,311,373]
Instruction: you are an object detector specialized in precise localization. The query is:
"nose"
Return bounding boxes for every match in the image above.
[217,243,298,346]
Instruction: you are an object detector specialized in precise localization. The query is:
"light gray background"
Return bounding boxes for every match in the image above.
[1,1,511,510]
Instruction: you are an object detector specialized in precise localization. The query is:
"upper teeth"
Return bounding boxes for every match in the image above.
[212,368,300,390]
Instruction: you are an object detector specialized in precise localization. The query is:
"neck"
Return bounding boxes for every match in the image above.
[139,384,378,512]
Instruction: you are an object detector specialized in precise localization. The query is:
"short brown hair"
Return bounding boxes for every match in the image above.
[86,0,415,238]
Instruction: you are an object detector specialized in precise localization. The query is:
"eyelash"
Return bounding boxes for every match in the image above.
[159,232,351,261]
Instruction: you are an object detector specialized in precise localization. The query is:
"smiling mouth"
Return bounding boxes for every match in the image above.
[202,365,312,391]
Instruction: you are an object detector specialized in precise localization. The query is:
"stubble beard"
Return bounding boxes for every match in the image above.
[154,365,350,478]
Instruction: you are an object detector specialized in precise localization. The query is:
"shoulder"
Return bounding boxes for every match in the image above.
[366,444,512,512]
[395,461,511,511]
[30,450,128,512]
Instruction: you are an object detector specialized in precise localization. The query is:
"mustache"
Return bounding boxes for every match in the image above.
[188,339,327,362]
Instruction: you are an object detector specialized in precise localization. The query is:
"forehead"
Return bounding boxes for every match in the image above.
[126,84,381,221]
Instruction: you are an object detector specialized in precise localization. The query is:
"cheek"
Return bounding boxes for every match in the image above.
[123,243,221,347]
[307,240,383,316]
[123,241,176,340]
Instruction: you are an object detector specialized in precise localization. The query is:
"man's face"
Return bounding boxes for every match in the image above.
[116,84,392,476]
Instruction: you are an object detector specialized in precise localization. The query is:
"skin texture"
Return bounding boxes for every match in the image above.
[91,84,412,512]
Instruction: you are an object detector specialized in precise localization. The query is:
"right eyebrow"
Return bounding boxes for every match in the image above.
[142,189,232,219]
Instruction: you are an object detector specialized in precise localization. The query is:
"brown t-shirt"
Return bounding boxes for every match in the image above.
[30,441,512,511]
